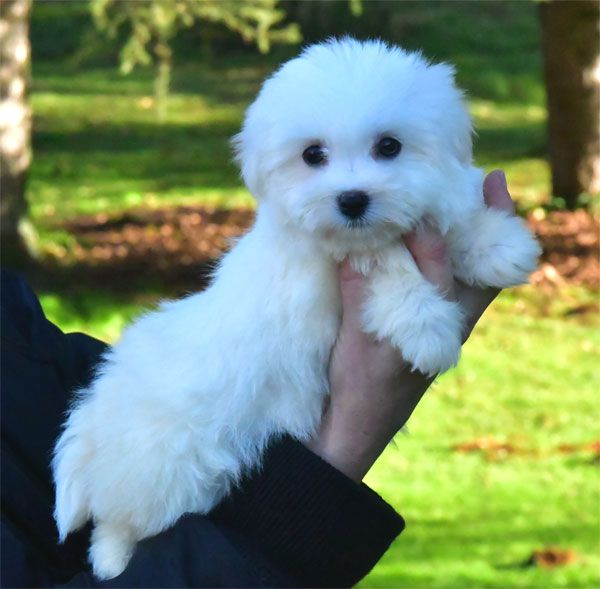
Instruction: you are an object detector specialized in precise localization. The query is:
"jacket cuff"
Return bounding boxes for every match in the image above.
[210,435,404,588]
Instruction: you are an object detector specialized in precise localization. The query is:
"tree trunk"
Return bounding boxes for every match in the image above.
[540,0,600,209]
[154,36,172,124]
[0,0,34,268]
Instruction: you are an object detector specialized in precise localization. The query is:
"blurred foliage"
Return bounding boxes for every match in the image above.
[349,0,363,18]
[285,0,545,104]
[31,1,545,105]
[90,0,300,118]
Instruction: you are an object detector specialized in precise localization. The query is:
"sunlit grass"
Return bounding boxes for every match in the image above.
[361,288,600,588]
[361,299,600,588]
[39,290,153,343]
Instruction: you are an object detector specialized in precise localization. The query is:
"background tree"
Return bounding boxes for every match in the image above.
[92,0,300,121]
[0,0,36,268]
[539,0,600,209]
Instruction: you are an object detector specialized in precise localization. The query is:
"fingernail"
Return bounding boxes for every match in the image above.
[414,221,428,237]
[495,169,508,192]
[414,218,437,236]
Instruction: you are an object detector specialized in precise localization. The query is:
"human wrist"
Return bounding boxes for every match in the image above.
[306,409,388,482]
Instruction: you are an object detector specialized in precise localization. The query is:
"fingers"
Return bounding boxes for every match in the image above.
[483,169,516,214]
[338,259,367,331]
[405,223,456,300]
[458,169,516,340]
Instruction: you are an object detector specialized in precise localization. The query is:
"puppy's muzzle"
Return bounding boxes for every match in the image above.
[337,190,370,220]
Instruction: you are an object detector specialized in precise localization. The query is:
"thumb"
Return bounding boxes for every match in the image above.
[483,169,516,214]
[338,259,367,330]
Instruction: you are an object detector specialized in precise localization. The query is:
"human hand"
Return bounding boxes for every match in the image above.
[306,170,516,482]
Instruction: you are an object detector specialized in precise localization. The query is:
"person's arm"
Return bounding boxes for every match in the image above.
[307,170,514,482]
[54,435,405,589]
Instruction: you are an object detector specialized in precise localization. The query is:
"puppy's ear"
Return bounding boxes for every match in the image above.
[423,61,474,165]
[232,130,264,199]
[231,120,265,199]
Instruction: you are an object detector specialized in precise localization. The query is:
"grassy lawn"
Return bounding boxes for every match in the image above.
[362,298,600,588]
[27,2,599,587]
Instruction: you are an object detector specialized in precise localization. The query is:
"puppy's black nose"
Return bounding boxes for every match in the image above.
[337,190,370,219]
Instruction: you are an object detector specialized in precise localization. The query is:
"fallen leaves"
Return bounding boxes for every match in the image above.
[524,547,580,568]
[454,437,600,462]
[454,437,525,460]
[46,205,598,296]
[528,209,599,290]
[556,440,600,455]
[63,205,254,272]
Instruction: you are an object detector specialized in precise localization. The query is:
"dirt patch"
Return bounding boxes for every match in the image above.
[454,438,600,462]
[63,206,254,272]
[50,206,598,292]
[528,209,599,290]
[523,547,579,569]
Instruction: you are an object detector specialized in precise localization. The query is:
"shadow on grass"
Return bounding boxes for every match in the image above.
[29,259,214,299]
[31,118,244,214]
[33,119,239,154]
[475,124,547,162]
[32,59,273,108]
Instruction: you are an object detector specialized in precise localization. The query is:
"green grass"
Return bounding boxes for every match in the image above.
[27,3,600,587]
[39,289,157,343]
[362,298,600,588]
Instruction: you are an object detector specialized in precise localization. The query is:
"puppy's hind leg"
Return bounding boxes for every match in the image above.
[89,521,136,580]
[448,207,541,289]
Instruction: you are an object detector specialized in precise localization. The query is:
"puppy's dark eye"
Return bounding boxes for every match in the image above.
[375,137,402,159]
[302,145,326,166]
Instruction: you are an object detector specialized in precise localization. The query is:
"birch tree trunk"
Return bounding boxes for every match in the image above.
[0,0,34,268]
[540,0,600,209]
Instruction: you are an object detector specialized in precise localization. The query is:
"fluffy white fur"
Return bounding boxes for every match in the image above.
[53,38,540,579]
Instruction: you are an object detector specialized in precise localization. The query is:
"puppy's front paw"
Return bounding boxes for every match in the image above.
[451,210,541,288]
[394,297,463,376]
[363,283,464,377]
[398,312,462,376]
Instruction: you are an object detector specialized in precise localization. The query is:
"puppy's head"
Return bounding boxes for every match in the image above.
[235,38,481,253]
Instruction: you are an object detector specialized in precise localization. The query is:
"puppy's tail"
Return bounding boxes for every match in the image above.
[52,407,93,542]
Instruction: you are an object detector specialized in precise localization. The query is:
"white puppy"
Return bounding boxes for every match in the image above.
[53,38,540,579]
